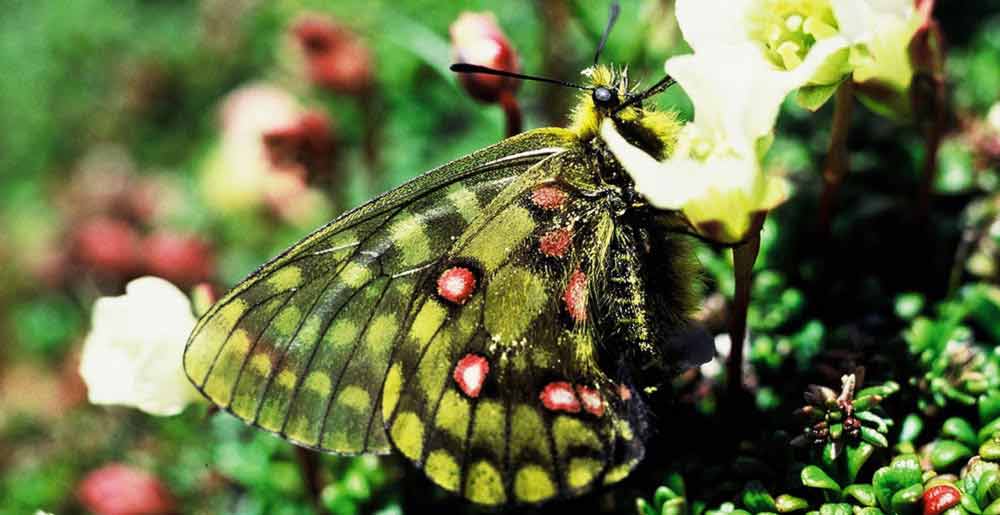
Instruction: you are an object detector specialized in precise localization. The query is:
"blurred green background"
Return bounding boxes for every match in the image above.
[3,1,1000,514]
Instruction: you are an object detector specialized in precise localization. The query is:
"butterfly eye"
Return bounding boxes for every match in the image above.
[592,86,619,109]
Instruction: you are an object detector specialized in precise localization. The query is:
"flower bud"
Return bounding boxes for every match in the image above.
[77,464,175,515]
[73,217,142,277]
[450,12,521,103]
[293,14,373,94]
[262,110,337,181]
[142,232,215,288]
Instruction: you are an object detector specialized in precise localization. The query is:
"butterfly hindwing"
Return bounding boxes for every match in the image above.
[382,151,648,505]
[184,128,577,454]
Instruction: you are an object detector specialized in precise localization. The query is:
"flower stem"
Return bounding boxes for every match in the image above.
[499,89,522,138]
[294,447,326,513]
[914,73,947,219]
[818,81,854,236]
[727,232,761,396]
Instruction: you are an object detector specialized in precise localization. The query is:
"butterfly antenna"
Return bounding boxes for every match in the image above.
[593,0,620,66]
[613,73,676,113]
[450,63,593,91]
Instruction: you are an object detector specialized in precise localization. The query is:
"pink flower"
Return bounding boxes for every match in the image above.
[293,14,373,94]
[450,12,521,103]
[142,232,215,288]
[77,464,175,515]
[73,217,142,277]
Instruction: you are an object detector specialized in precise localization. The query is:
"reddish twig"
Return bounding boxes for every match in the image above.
[818,81,854,237]
[727,232,761,397]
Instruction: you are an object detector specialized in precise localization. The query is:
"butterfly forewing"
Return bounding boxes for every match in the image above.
[184,128,576,454]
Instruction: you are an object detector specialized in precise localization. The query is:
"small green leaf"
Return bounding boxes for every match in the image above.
[802,465,841,492]
[873,455,922,511]
[637,498,658,515]
[931,441,974,470]
[943,418,980,448]
[984,499,1000,515]
[656,486,680,507]
[891,483,925,514]
[818,503,853,515]
[855,508,886,515]
[861,426,890,448]
[743,482,778,512]
[845,484,878,507]
[979,419,1000,443]
[663,498,688,515]
[899,414,924,444]
[776,495,810,513]
[979,391,1000,425]
[846,442,876,484]
[981,439,1000,461]
[896,293,926,319]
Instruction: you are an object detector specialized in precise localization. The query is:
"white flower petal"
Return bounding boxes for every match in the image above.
[675,0,754,52]
[80,276,199,416]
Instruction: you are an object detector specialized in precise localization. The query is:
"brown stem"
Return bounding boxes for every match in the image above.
[727,232,761,396]
[294,446,326,513]
[818,81,855,236]
[498,89,523,138]
[915,76,947,218]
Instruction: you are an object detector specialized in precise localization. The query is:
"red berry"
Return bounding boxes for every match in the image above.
[142,232,215,287]
[77,464,175,515]
[923,484,961,515]
[74,217,142,277]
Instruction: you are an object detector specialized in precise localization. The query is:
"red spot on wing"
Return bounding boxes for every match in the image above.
[539,228,573,257]
[540,382,581,413]
[576,385,605,417]
[437,266,477,305]
[563,269,588,322]
[531,186,568,210]
[453,354,490,398]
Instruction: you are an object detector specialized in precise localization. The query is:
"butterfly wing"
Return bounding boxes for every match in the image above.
[381,151,649,505]
[184,128,577,454]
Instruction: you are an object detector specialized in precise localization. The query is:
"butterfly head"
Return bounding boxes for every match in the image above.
[572,65,681,162]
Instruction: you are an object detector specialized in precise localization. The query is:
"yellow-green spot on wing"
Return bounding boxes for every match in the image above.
[272,305,302,334]
[249,354,272,378]
[509,404,552,465]
[390,411,424,461]
[603,460,639,485]
[434,390,471,441]
[484,266,547,342]
[202,328,252,406]
[514,465,557,503]
[470,400,506,454]
[465,460,506,505]
[382,363,404,420]
[336,385,371,412]
[460,205,535,271]
[567,457,604,490]
[340,261,373,288]
[304,371,331,396]
[415,330,454,407]
[389,212,432,266]
[552,416,603,458]
[186,298,247,385]
[446,184,482,222]
[409,300,448,349]
[267,266,303,291]
[426,450,462,492]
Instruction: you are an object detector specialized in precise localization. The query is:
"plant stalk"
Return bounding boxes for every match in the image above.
[818,81,855,236]
[499,89,523,138]
[727,232,761,396]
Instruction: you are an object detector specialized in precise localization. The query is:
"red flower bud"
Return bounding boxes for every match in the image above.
[262,110,337,180]
[450,12,521,103]
[77,464,175,515]
[74,217,142,277]
[142,232,215,287]
[293,15,373,95]
[923,484,961,515]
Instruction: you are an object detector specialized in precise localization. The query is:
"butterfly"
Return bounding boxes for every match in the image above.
[183,62,709,506]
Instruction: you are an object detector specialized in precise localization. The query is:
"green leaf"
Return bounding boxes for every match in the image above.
[943,418,980,448]
[861,426,890,448]
[776,495,810,513]
[980,419,1000,443]
[743,482,778,512]
[931,441,974,470]
[818,503,853,515]
[896,293,926,320]
[802,466,841,492]
[663,498,688,515]
[873,455,922,511]
[979,391,1000,425]
[981,439,1000,461]
[796,83,841,111]
[855,508,886,515]
[846,442,876,484]
[891,483,925,515]
[899,414,925,444]
[984,499,1000,515]
[845,484,878,507]
[656,486,680,507]
[637,498,658,515]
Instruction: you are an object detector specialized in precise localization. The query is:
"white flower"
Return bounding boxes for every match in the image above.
[601,46,796,243]
[676,0,921,102]
[79,277,200,416]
